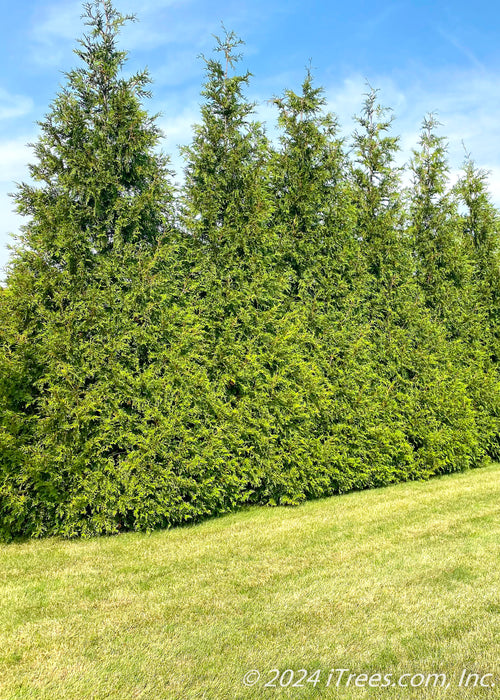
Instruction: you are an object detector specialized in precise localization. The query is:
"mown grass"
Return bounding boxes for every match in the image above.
[1,463,499,699]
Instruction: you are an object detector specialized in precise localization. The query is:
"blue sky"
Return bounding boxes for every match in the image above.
[1,0,500,275]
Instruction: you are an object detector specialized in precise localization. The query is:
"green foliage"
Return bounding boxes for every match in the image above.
[409,115,470,317]
[0,0,183,538]
[1,1,499,541]
[350,92,484,483]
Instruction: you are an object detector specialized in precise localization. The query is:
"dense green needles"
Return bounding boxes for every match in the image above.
[1,1,499,540]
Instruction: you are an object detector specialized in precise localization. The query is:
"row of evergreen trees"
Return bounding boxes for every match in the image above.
[1,1,499,539]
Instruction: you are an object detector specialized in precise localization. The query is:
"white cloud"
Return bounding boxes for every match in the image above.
[120,15,212,53]
[156,106,199,182]
[321,70,500,206]
[28,0,214,98]
[158,107,198,145]
[0,89,33,121]
[30,1,81,66]
[34,1,81,42]
[149,51,201,87]
[31,0,206,56]
[0,136,32,183]
[0,137,33,278]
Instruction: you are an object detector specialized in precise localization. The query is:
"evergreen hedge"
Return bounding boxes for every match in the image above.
[1,1,499,540]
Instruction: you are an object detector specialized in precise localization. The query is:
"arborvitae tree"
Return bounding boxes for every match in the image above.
[456,158,500,353]
[0,0,201,539]
[409,115,471,321]
[181,42,337,506]
[351,90,482,479]
[268,73,380,495]
[452,159,500,458]
[179,30,284,504]
[270,70,356,304]
[407,120,500,461]
[181,30,272,266]
[351,88,410,294]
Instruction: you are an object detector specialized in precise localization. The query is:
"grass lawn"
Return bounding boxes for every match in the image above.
[1,463,499,699]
